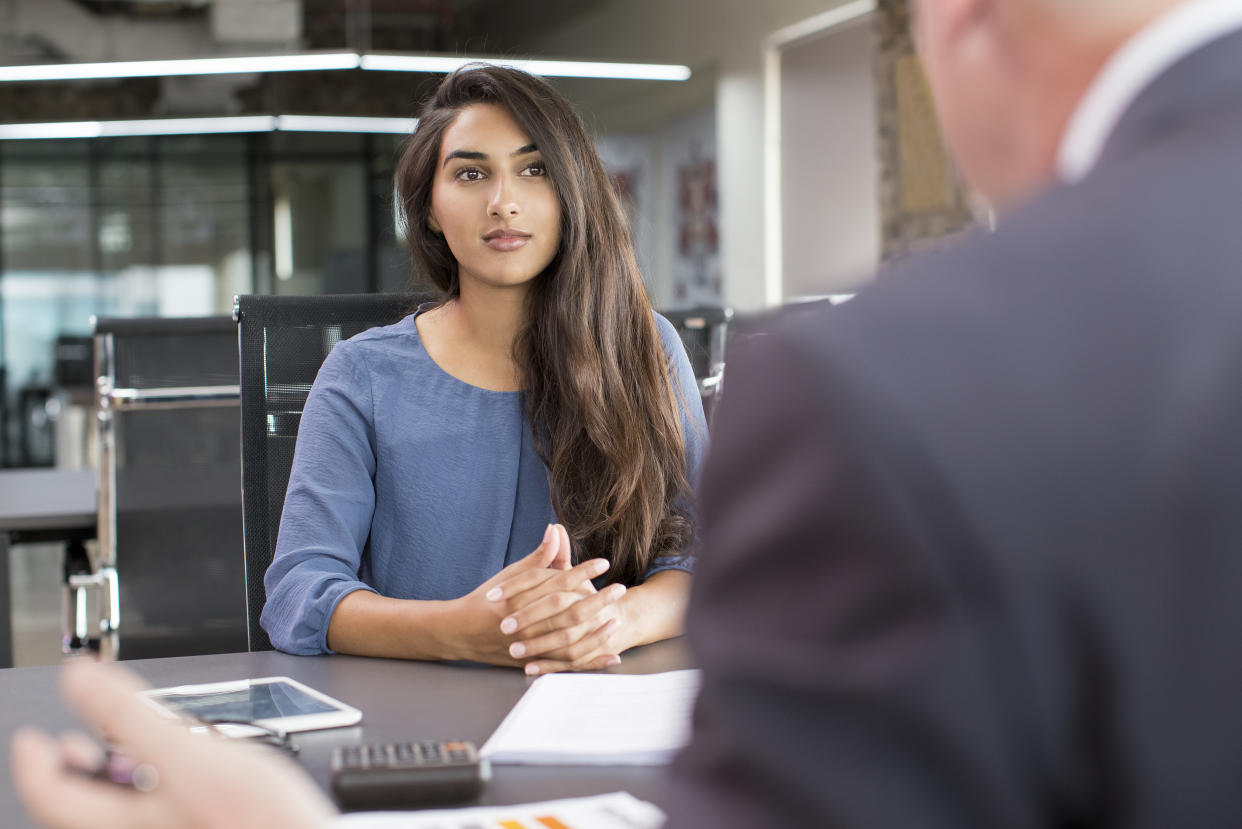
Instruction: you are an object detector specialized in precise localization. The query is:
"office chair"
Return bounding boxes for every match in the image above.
[235,292,434,651]
[0,366,7,467]
[84,316,246,660]
[659,306,733,423]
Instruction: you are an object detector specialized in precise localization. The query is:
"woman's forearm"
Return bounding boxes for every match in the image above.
[326,590,462,661]
[614,569,692,651]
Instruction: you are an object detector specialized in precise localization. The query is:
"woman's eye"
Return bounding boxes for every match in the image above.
[456,168,484,181]
[524,162,546,177]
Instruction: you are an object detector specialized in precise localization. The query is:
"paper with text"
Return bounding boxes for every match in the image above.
[333,791,665,829]
[479,669,701,765]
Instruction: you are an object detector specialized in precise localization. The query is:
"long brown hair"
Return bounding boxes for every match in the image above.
[395,65,693,585]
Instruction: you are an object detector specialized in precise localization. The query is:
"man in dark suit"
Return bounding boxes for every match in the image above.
[12,1,1242,827]
[667,0,1242,826]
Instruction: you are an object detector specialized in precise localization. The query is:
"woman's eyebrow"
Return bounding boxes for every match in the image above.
[443,149,486,167]
[442,144,538,168]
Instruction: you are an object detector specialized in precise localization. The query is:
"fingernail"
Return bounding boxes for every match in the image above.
[509,642,526,658]
[544,524,555,542]
[486,587,503,601]
[525,663,541,676]
[592,559,610,575]
[500,617,517,634]
[609,583,626,599]
[607,655,622,666]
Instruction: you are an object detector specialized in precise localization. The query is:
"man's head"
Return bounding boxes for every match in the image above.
[910,0,1184,212]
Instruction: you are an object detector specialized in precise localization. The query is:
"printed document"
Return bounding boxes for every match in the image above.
[334,791,665,829]
[479,669,701,765]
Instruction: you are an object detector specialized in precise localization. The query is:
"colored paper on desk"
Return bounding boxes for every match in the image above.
[479,669,701,765]
[333,791,665,828]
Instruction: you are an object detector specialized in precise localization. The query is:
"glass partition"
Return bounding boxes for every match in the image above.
[0,132,410,467]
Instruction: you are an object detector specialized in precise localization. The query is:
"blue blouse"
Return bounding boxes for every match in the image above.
[261,311,707,655]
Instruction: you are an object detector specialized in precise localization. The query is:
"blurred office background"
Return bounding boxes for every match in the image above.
[0,0,971,664]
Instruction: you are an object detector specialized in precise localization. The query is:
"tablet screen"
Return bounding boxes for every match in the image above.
[153,680,340,723]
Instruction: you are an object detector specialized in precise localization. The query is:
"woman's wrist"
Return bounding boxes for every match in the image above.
[607,589,645,654]
[427,596,474,661]
[613,570,690,651]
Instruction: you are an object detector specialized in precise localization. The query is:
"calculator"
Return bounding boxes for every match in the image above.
[330,740,489,810]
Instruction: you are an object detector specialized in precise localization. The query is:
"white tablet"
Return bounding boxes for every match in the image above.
[141,676,362,734]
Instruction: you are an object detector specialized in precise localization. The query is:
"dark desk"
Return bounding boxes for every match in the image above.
[0,639,692,827]
[0,469,97,668]
[0,469,96,535]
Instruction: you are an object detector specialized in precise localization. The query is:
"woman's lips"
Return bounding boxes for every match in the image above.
[483,230,532,252]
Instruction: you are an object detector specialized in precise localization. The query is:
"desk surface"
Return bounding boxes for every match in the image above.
[0,640,692,827]
[0,468,96,533]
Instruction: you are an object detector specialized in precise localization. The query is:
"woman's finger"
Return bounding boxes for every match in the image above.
[489,556,608,607]
[525,652,622,676]
[509,602,622,661]
[503,582,625,640]
[482,525,567,602]
[522,621,624,675]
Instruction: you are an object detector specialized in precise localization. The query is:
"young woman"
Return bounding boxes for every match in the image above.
[261,65,707,675]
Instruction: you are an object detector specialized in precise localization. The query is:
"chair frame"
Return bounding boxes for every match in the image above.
[80,317,240,660]
[234,292,430,651]
[660,305,734,416]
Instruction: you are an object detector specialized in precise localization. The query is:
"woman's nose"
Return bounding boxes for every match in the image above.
[488,177,520,218]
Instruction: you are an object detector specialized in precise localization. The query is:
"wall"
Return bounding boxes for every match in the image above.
[597,106,719,311]
[594,133,657,296]
[780,17,878,299]
[515,0,859,312]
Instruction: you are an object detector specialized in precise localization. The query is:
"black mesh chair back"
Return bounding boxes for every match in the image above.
[91,316,246,660]
[659,306,733,423]
[235,293,434,651]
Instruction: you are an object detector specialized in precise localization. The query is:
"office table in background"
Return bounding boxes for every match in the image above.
[0,468,97,669]
[0,638,692,828]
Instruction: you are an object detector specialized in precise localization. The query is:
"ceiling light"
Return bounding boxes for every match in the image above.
[0,115,419,140]
[0,53,690,83]
[360,54,692,81]
[0,53,360,83]
[276,115,416,134]
[0,116,275,139]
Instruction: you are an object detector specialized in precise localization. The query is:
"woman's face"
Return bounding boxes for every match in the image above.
[429,103,562,293]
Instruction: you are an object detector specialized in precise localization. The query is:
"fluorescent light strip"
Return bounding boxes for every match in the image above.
[359,54,692,81]
[0,116,274,138]
[0,114,418,140]
[0,53,690,83]
[0,53,360,82]
[277,115,416,134]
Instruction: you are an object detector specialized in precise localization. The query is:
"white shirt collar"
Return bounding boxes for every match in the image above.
[1057,0,1242,183]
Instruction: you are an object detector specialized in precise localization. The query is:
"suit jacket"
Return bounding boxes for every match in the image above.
[669,28,1242,829]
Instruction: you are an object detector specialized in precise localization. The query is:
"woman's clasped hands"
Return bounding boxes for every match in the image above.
[455,523,629,675]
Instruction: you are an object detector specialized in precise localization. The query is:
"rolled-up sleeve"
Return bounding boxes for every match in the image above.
[646,313,709,579]
[261,342,380,654]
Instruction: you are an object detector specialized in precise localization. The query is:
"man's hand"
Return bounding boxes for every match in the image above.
[11,660,336,829]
